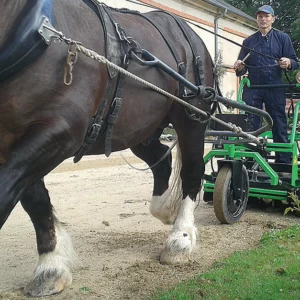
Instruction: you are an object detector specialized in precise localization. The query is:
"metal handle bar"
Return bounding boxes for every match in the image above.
[132,49,208,97]
[132,49,273,137]
[248,84,300,89]
[214,96,273,137]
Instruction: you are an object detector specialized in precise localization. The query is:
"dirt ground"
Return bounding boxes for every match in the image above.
[0,145,298,300]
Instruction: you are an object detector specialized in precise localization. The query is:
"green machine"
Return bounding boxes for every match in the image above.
[203,77,300,224]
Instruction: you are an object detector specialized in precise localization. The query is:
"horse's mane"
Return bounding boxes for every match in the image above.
[100,2,143,15]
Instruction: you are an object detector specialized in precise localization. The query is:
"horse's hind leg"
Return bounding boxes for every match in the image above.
[131,138,180,224]
[20,179,76,297]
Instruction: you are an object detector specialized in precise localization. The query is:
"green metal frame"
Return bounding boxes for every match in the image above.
[204,78,300,201]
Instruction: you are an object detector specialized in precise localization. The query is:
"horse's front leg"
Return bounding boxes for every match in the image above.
[21,179,76,297]
[0,121,79,296]
[159,123,206,264]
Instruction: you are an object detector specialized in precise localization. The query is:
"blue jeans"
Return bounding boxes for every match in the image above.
[243,87,291,163]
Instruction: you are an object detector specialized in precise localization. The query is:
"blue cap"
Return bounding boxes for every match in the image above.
[256,5,274,15]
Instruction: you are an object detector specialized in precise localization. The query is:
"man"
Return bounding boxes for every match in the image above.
[234,5,298,163]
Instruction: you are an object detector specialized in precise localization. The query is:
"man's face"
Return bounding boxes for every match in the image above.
[256,12,275,30]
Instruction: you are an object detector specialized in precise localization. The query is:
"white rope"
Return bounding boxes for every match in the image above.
[76,44,260,144]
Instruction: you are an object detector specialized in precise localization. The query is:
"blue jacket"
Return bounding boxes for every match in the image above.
[237,29,298,84]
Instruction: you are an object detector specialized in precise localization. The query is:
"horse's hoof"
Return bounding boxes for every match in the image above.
[24,270,72,297]
[160,248,189,265]
[167,228,197,251]
[160,227,197,265]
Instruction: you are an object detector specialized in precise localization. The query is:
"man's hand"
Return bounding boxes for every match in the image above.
[279,57,291,69]
[234,60,244,72]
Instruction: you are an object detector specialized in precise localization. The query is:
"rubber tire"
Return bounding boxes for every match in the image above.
[213,165,249,224]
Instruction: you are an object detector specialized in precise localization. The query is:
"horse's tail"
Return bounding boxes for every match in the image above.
[150,143,183,224]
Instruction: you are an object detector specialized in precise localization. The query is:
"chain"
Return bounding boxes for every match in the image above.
[64,43,79,85]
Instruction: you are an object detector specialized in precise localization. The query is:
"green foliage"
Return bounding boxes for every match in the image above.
[284,193,300,216]
[261,225,300,243]
[152,225,300,300]
[224,0,300,58]
[79,286,92,293]
[224,0,266,18]
[282,70,298,84]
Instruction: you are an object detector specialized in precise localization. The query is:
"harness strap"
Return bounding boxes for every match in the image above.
[115,9,182,65]
[168,14,206,86]
[104,7,206,93]
[142,13,187,96]
[105,97,123,156]
[126,9,206,89]
[73,78,116,163]
[83,0,123,78]
[117,9,187,97]
[74,2,137,162]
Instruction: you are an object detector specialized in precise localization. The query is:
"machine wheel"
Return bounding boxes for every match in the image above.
[213,165,249,224]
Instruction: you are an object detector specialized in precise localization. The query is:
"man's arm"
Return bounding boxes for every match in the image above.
[281,33,298,70]
[234,40,249,76]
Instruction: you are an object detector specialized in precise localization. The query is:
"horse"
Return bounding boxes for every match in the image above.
[0,0,215,296]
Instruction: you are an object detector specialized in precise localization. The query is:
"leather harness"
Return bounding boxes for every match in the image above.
[0,0,210,163]
[0,0,53,82]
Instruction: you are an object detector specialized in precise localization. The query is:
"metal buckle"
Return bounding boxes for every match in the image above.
[115,23,133,44]
[38,17,62,45]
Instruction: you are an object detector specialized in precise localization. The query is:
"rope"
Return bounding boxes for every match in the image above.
[75,44,260,144]
[120,138,178,171]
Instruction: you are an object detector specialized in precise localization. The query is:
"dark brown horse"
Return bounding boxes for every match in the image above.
[0,0,214,296]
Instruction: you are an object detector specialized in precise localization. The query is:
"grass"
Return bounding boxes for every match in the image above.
[151,225,300,300]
